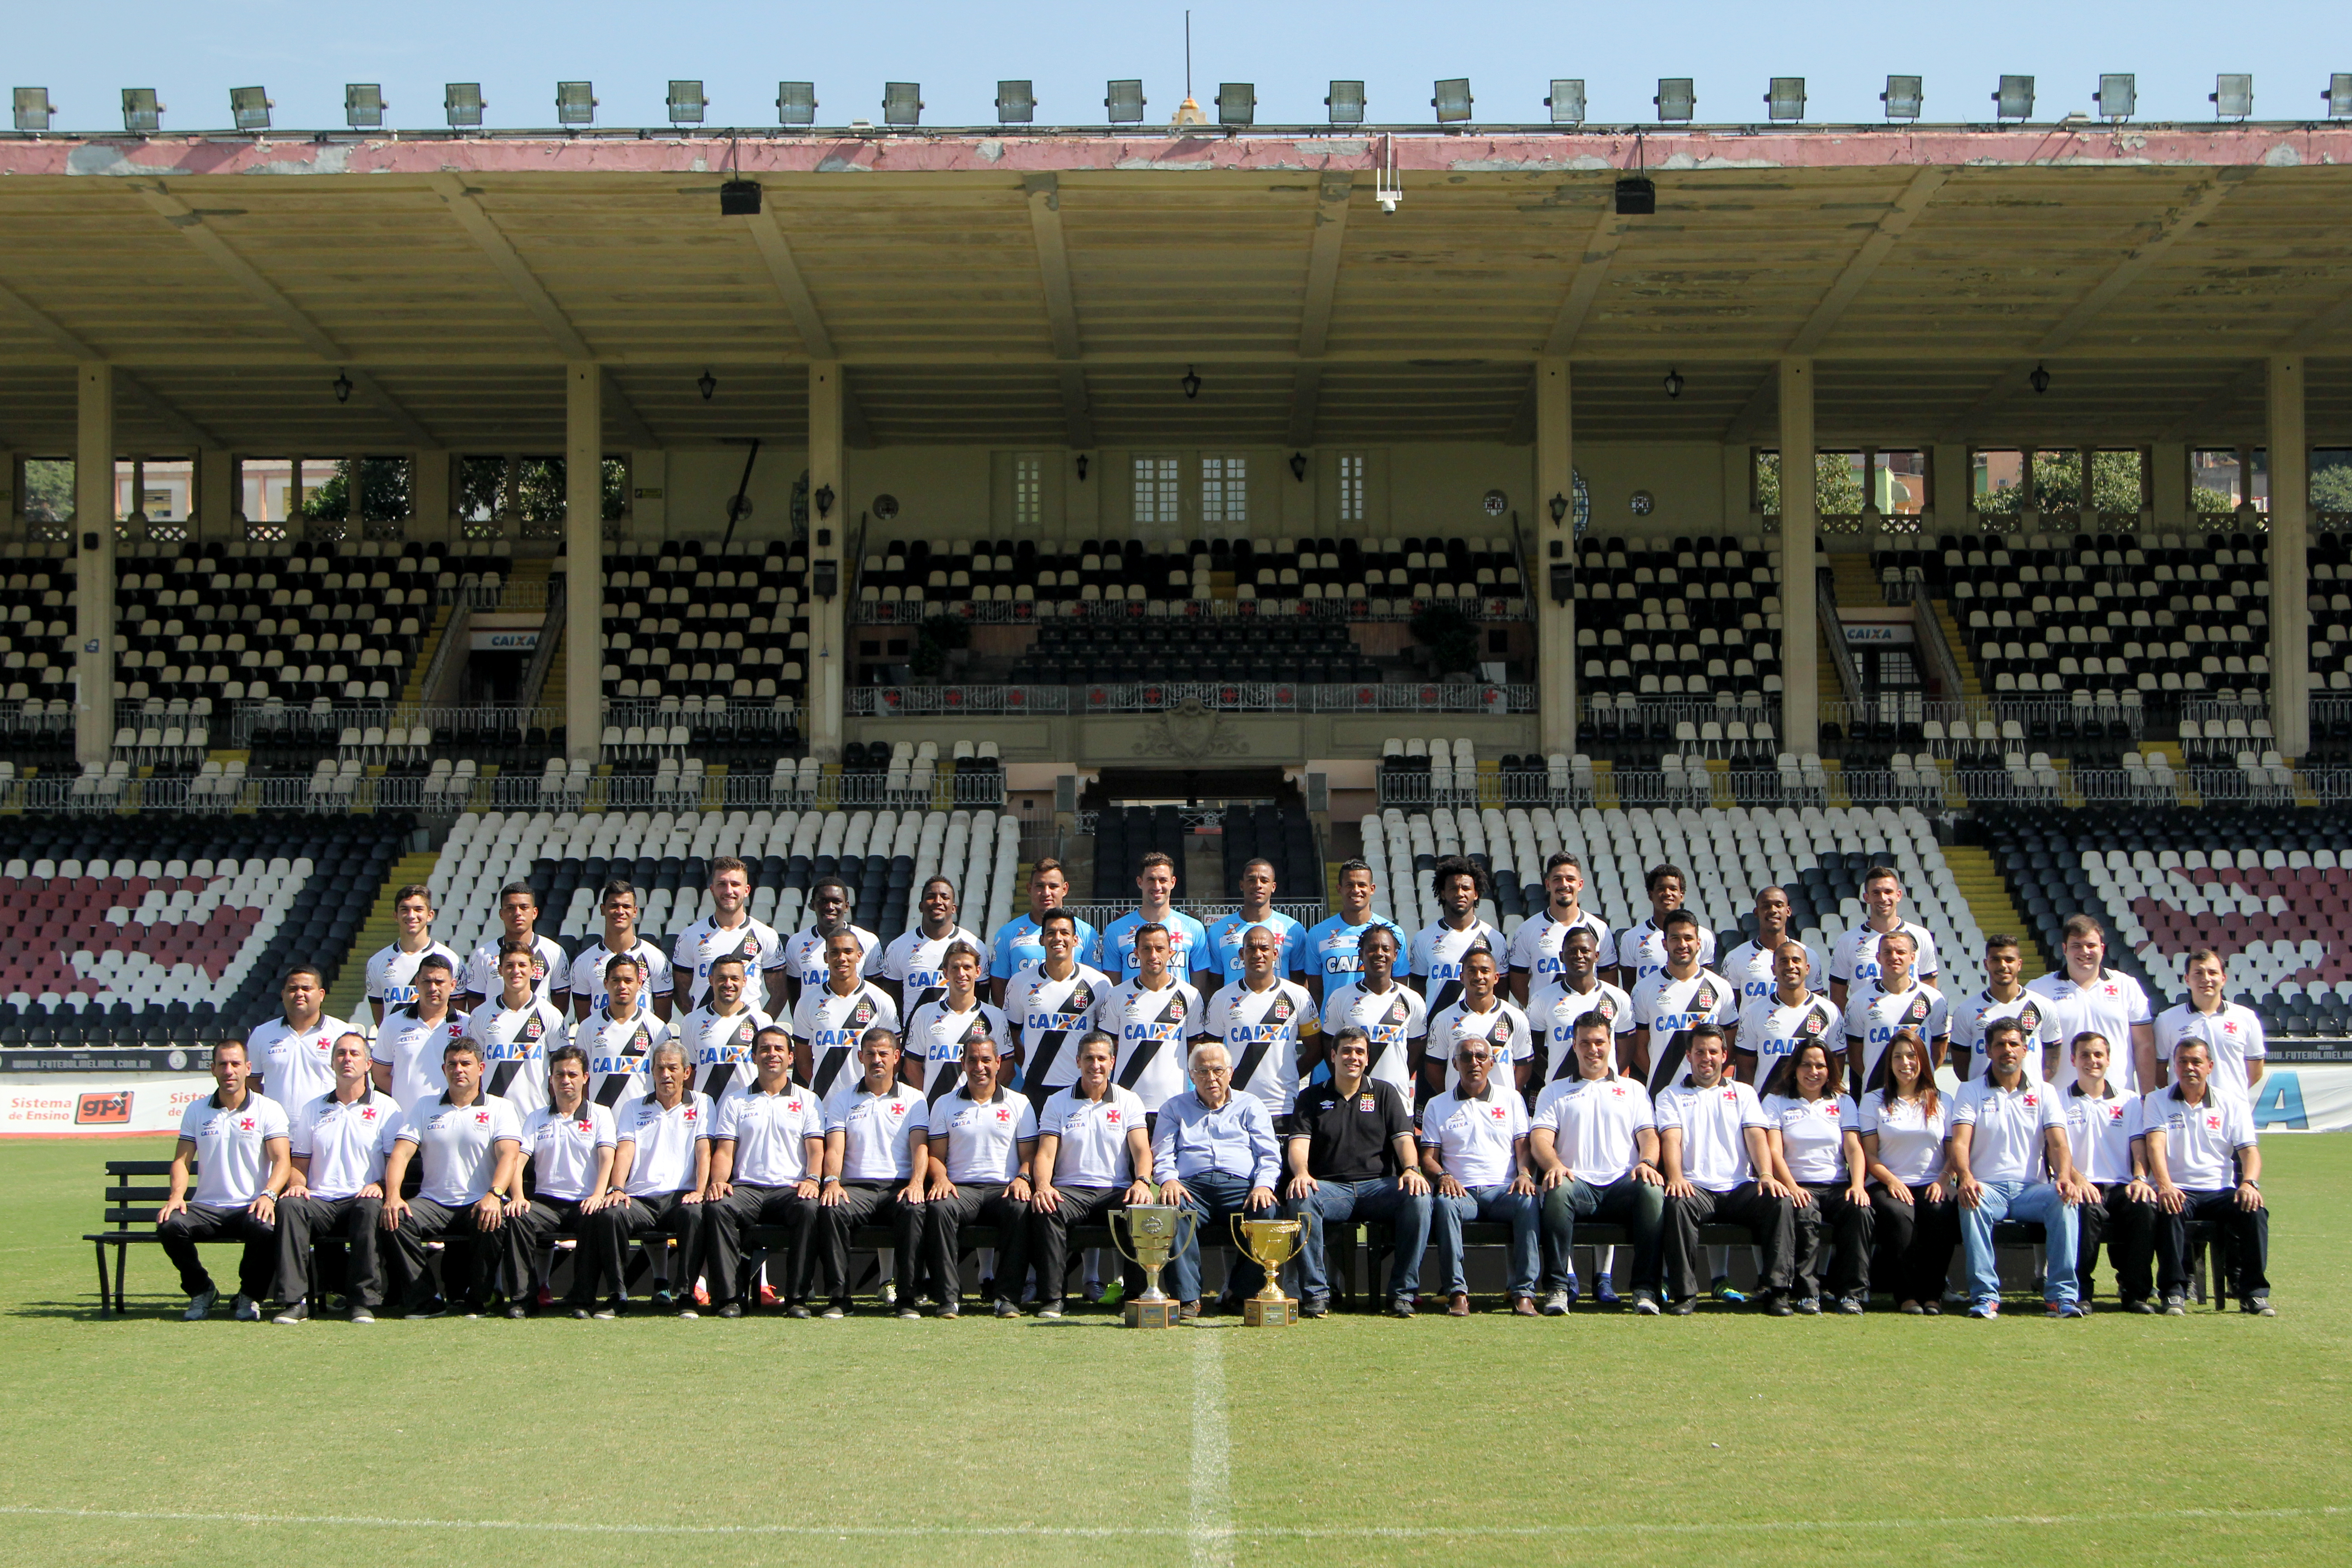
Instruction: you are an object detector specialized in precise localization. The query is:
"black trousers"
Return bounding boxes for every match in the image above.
[2076,1181,2158,1304]
[386,1196,499,1309]
[504,1196,593,1307]
[1029,1185,1144,1305]
[158,1203,275,1300]
[816,1181,923,1301]
[582,1191,706,1301]
[1666,1182,1794,1300]
[1866,1183,1959,1305]
[1792,1182,1874,1302]
[273,1192,385,1307]
[2158,1189,2272,1300]
[921,1182,1030,1308]
[705,1183,818,1307]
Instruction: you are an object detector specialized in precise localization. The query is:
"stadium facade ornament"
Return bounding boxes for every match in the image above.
[1132,698,1247,760]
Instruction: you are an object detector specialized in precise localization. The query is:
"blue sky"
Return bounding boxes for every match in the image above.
[6,0,2347,132]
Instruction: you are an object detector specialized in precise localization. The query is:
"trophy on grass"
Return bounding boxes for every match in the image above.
[1109,1204,1196,1329]
[1231,1215,1305,1327]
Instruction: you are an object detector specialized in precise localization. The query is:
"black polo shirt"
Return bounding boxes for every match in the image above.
[1282,1078,1415,1182]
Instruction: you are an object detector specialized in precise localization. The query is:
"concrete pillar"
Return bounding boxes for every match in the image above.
[807,361,848,761]
[74,365,117,767]
[412,451,450,544]
[197,450,233,545]
[2150,441,2189,531]
[1778,358,1819,753]
[1931,442,1969,534]
[2269,354,2310,758]
[564,365,603,762]
[1534,357,1577,755]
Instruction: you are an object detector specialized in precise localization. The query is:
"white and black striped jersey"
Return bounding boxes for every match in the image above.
[371,1005,463,1111]
[1735,990,1841,1095]
[675,915,789,1009]
[1105,978,1206,1113]
[458,996,568,1117]
[1004,962,1113,1094]
[571,1004,671,1108]
[1630,968,1737,1096]
[1205,977,1321,1116]
[366,939,461,1011]
[1718,938,1829,1014]
[1529,978,1636,1085]
[1318,980,1428,1099]
[777,922,880,999]
[461,933,569,1009]
[1948,988,2047,1082]
[904,998,1013,1105]
[675,1001,775,1102]
[790,980,901,1100]
[1426,997,1534,1097]
[1843,977,1950,1095]
[1409,918,1509,1016]
[1828,919,1941,990]
[1606,916,1718,989]
[1504,909,1611,1002]
[567,937,674,1016]
[875,923,985,1016]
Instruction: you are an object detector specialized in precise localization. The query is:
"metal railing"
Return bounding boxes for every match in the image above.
[517,574,566,710]
[482,769,1003,813]
[416,598,472,704]
[1816,569,1866,707]
[849,682,1535,715]
[229,703,566,745]
[601,701,800,737]
[854,593,1529,627]
[850,686,1069,717]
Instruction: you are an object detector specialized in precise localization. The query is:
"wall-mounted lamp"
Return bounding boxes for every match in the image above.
[1075,454,1089,480]
[332,371,353,404]
[2029,363,2051,395]
[1662,367,1684,399]
[813,483,835,518]
[696,369,717,402]
[1180,366,1201,400]
[1548,492,1569,527]
[1289,451,1308,481]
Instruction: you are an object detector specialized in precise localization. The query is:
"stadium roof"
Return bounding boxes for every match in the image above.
[1,125,2350,453]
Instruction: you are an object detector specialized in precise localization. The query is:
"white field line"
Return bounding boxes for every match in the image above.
[1190,1329,1233,1568]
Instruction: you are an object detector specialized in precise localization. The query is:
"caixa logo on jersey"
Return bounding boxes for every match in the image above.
[1124,1020,1178,1044]
[589,1050,639,1077]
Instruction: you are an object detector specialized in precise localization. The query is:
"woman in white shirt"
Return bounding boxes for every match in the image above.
[1857,1028,1956,1316]
[1763,1038,1872,1314]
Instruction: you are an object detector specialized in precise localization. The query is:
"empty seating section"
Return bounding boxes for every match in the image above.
[1573,534,1786,740]
[835,740,1002,807]
[1013,620,1379,688]
[0,551,76,779]
[600,540,807,717]
[0,816,406,1049]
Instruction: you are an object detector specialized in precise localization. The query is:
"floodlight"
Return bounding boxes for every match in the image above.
[1106,79,1146,122]
[556,81,597,126]
[1615,177,1656,216]
[668,80,707,124]
[882,82,922,125]
[1882,75,1922,119]
[2331,74,2352,117]
[1765,77,1804,121]
[777,82,817,125]
[2095,73,2135,120]
[1655,78,1695,122]
[2211,74,2252,118]
[344,84,385,129]
[120,88,163,134]
[1326,80,1365,125]
[1216,83,1255,127]
[1432,78,1473,123]
[230,86,273,132]
[445,83,485,128]
[13,88,53,132]
[1993,74,2034,119]
[996,80,1035,123]
[1547,79,1585,125]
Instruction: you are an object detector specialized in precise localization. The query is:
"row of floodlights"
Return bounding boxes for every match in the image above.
[15,73,2352,133]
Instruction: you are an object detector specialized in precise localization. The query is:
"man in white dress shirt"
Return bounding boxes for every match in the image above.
[1654,1025,1798,1315]
[371,953,462,1109]
[702,1024,825,1319]
[2058,1030,2158,1313]
[919,1034,1037,1319]
[1419,1037,1541,1316]
[270,1033,399,1323]
[157,1039,290,1322]
[1530,1012,1666,1315]
[589,1041,712,1317]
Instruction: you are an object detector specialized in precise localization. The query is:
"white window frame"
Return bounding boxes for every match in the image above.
[1201,453,1248,525]
[1133,454,1180,527]
[1337,452,1367,524]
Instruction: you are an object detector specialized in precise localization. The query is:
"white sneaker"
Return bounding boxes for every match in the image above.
[1540,1288,1571,1316]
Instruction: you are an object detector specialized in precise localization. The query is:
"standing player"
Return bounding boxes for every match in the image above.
[591,1041,712,1317]
[2026,914,2156,1093]
[1206,925,1321,1118]
[157,1040,289,1322]
[569,879,674,1023]
[1718,887,1825,1020]
[1028,1031,1155,1319]
[674,953,774,1103]
[1606,864,1717,990]
[794,929,903,1101]
[987,857,1097,1008]
[876,877,983,1019]
[1096,852,1211,984]
[702,1025,825,1318]
[1411,856,1507,1018]
[1947,934,2045,1083]
[457,882,568,1014]
[371,954,462,1108]
[1301,858,1407,1007]
[1507,851,1609,1011]
[364,884,458,1026]
[573,954,671,1108]
[1104,923,1209,1116]
[1318,925,1426,1102]
[1527,926,1634,1092]
[504,1045,620,1319]
[1004,910,1112,1112]
[1424,945,1533,1100]
[2154,949,2267,1099]
[1842,930,1950,1094]
[270,1032,398,1323]
[1203,858,1309,989]
[1628,910,1737,1098]
[678,857,791,1016]
[247,965,351,1112]
[1827,864,1940,1010]
[461,937,568,1119]
[1736,941,1840,1094]
[379,1037,524,1318]
[901,941,1008,1106]
[814,1027,928,1318]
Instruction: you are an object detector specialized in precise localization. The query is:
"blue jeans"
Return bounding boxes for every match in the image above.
[1171,1170,1269,1305]
[1960,1180,2080,1306]
[1430,1183,1540,1298]
[1282,1177,1433,1303]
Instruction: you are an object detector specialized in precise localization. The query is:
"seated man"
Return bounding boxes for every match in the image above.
[703,1025,824,1319]
[1152,1043,1281,1319]
[1280,1026,1432,1319]
[157,1039,290,1322]
[587,1040,713,1317]
[2139,1037,2272,1316]
[272,1031,400,1323]
[816,1028,929,1318]
[2058,1029,2158,1313]
[1029,1029,1155,1318]
[919,1034,1037,1319]
[1530,1010,1667,1316]
[1419,1038,1542,1318]
[380,1037,524,1318]
[1950,1018,2083,1320]
[503,1044,621,1320]
[1654,1024,1798,1315]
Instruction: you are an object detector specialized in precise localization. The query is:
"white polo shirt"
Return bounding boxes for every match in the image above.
[1417,1083,1527,1189]
[791,981,901,1100]
[1318,980,1427,1098]
[775,921,877,1000]
[2136,1088,2257,1191]
[1605,915,1717,987]
[2026,968,2154,1094]
[371,1005,463,1110]
[462,932,569,1009]
[573,1005,671,1108]
[1039,1085,1150,1188]
[1530,1073,1653,1186]
[289,1089,399,1200]
[1720,938,1828,1014]
[1506,909,1611,998]
[1653,1077,1770,1192]
[395,1093,523,1207]
[905,997,1012,1105]
[2153,1001,2267,1101]
[1950,1073,2064,1186]
[711,1081,823,1186]
[461,996,567,1117]
[676,914,792,1008]
[247,1014,353,1109]
[1206,977,1320,1116]
[1004,962,1112,1093]
[614,1090,713,1197]
[929,1088,1038,1185]
[1764,1092,1857,1185]
[1531,979,1635,1086]
[1105,977,1205,1112]
[2063,1083,2136,1184]
[1857,1092,1948,1188]
[519,1102,618,1202]
[567,937,675,1016]
[1410,917,1509,1015]
[823,1080,930,1183]
[676,1002,774,1102]
[876,924,985,1016]
[178,1091,290,1208]
[1843,977,1951,1095]
[1737,990,1841,1093]
[1632,968,1738,1095]
[366,939,461,1011]
[1828,918,1940,990]
[1948,988,2048,1080]
[1427,997,1534,1096]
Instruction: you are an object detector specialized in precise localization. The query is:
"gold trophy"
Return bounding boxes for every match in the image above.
[1109,1204,1196,1329]
[1231,1215,1306,1327]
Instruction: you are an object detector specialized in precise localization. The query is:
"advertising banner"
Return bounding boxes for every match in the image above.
[1,1075,213,1136]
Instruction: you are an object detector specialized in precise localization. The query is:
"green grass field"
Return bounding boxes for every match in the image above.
[2,1135,2349,1568]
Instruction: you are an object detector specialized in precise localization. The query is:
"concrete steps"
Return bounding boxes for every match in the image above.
[1942,844,2051,979]
[324,850,440,1024]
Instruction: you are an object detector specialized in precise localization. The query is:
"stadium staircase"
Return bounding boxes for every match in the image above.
[1942,844,2050,975]
[323,850,440,1023]
[398,603,456,706]
[510,559,562,713]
